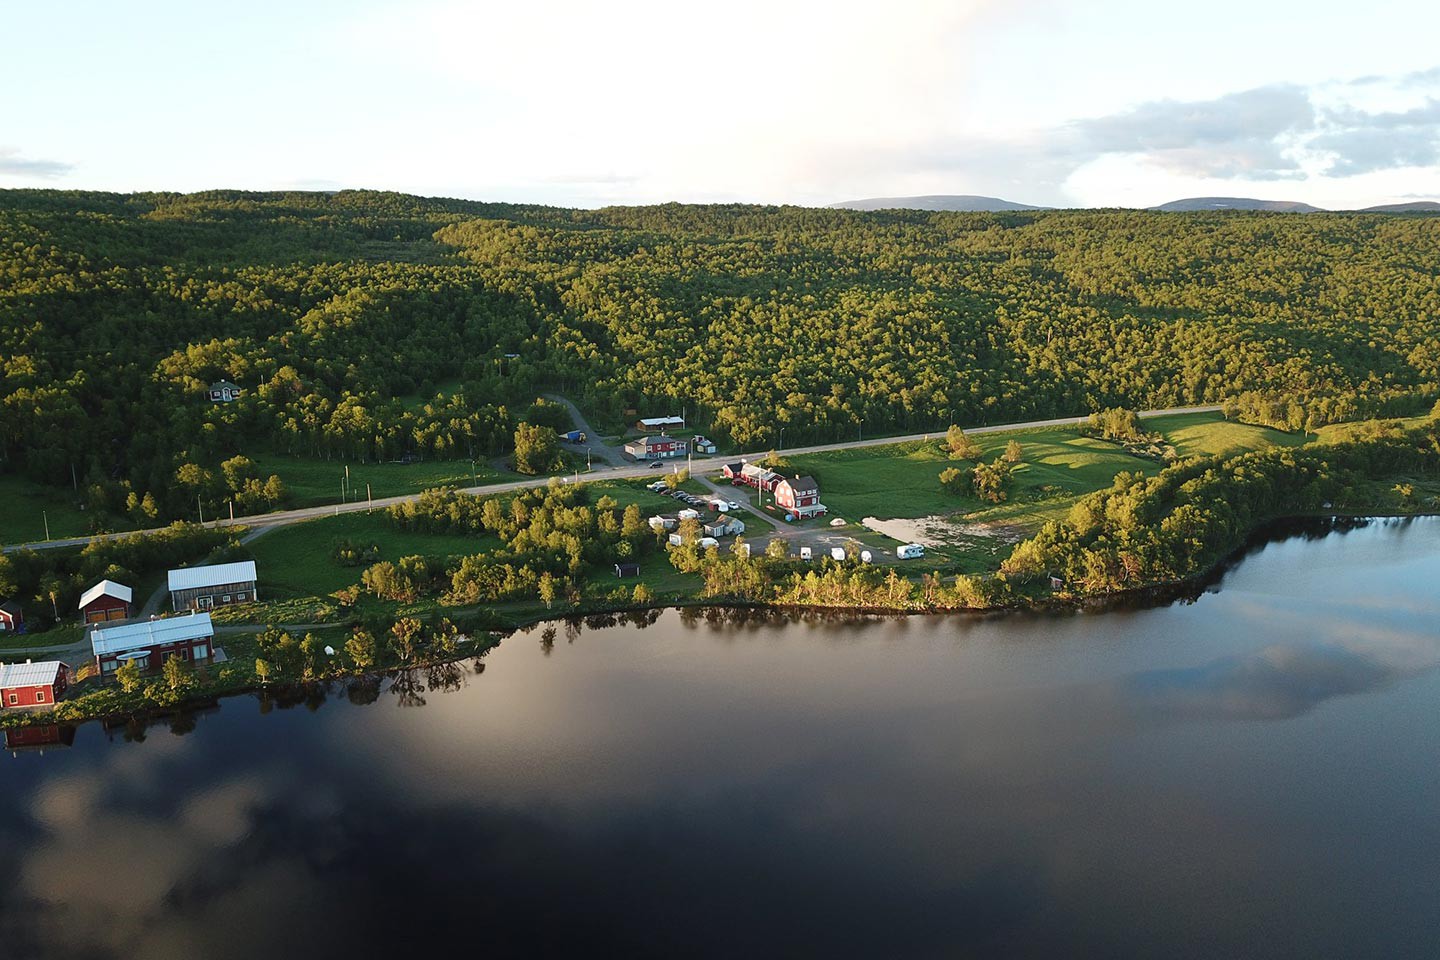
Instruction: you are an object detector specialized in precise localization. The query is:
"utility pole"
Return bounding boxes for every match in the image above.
[198,496,204,525]
[229,499,235,522]
[367,483,372,511]
[43,510,50,541]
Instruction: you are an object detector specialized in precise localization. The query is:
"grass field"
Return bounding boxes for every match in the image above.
[775,427,1152,520]
[1146,412,1305,458]
[0,476,131,544]
[252,454,507,508]
[245,511,497,597]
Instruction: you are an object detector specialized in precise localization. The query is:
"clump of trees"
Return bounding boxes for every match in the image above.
[513,422,563,475]
[1002,422,1440,593]
[380,481,655,607]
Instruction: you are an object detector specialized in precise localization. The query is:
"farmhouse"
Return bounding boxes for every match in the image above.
[0,660,70,709]
[0,600,22,633]
[738,463,782,491]
[208,380,243,403]
[774,475,826,519]
[625,435,688,460]
[91,612,215,674]
[636,415,685,431]
[168,560,258,612]
[79,580,134,624]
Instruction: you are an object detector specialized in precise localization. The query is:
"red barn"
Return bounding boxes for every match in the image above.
[0,600,22,633]
[775,475,826,519]
[79,580,134,624]
[91,612,215,675]
[0,660,70,709]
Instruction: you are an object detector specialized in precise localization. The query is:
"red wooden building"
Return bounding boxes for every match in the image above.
[90,612,215,675]
[0,600,23,633]
[0,660,70,709]
[774,475,826,519]
[79,580,134,625]
[624,435,688,460]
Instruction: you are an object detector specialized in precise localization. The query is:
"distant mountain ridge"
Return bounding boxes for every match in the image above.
[830,194,1439,214]
[1149,197,1323,213]
[1358,201,1440,213]
[830,194,1047,212]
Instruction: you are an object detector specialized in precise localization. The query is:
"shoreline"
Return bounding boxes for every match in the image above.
[4,512,1436,736]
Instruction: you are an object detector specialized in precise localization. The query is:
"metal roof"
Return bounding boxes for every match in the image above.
[91,613,214,657]
[79,579,133,610]
[167,561,256,593]
[638,416,684,427]
[0,660,67,688]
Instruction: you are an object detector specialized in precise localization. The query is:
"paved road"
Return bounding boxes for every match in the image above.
[5,405,1221,554]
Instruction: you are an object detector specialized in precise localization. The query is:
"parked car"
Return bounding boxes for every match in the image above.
[649,461,664,469]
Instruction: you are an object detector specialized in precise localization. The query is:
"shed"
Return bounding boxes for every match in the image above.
[614,563,641,578]
[0,600,22,633]
[79,580,134,624]
[0,660,70,709]
[168,561,258,612]
[91,612,215,674]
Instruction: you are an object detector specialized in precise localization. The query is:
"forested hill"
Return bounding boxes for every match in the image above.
[2,188,1438,523]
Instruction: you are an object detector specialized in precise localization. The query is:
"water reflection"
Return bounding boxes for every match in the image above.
[1,518,1438,960]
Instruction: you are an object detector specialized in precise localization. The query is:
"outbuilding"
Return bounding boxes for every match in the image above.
[0,600,22,633]
[614,562,641,578]
[1,660,70,709]
[79,580,134,624]
[636,415,685,431]
[91,612,216,675]
[168,560,258,612]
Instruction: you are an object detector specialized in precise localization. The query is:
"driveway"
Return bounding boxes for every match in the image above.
[545,394,625,467]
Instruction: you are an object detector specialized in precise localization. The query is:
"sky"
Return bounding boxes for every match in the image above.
[3,0,1440,209]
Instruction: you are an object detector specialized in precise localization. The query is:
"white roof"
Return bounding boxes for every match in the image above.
[78,579,133,610]
[638,416,684,427]
[0,660,67,688]
[91,613,214,657]
[167,561,257,592]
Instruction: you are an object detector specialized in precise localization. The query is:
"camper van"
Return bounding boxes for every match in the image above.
[896,543,926,560]
[800,546,813,561]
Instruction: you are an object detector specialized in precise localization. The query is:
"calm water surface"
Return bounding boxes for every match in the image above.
[2,518,1439,959]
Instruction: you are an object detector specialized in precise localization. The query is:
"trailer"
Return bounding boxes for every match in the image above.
[562,430,587,443]
[830,547,846,562]
[799,546,813,561]
[896,544,926,560]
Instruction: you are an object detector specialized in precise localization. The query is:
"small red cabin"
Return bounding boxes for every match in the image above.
[79,580,134,625]
[0,600,22,633]
[0,660,70,709]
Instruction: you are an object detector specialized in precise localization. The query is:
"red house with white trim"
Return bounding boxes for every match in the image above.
[79,580,134,625]
[0,600,23,633]
[624,435,688,460]
[0,660,70,709]
[774,475,826,519]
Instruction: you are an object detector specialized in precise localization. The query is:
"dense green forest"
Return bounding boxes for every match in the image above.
[3,188,1437,529]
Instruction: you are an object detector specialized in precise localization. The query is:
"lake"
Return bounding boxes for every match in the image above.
[2,517,1438,959]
